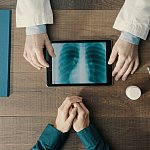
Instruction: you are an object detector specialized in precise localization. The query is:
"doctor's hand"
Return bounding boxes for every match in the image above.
[54,96,82,133]
[24,33,56,70]
[108,39,139,81]
[71,102,90,132]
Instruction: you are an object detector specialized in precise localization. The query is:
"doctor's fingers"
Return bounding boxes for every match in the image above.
[26,50,44,68]
[131,57,139,75]
[24,52,41,70]
[122,62,134,81]
[115,58,132,81]
[30,52,45,68]
[108,48,118,65]
[112,56,126,76]
[45,37,56,57]
[35,49,49,68]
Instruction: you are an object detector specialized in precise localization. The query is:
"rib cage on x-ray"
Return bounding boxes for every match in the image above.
[52,42,107,84]
[58,44,80,83]
[86,43,106,83]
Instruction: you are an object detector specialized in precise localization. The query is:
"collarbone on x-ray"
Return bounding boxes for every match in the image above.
[52,42,107,84]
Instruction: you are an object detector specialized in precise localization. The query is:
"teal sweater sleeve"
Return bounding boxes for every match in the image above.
[31,124,68,150]
[76,124,110,150]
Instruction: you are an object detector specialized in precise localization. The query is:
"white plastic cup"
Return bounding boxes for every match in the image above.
[126,86,142,100]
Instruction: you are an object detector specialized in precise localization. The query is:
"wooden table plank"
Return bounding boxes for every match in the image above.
[50,0,125,10]
[0,0,16,9]
[0,0,125,10]
[0,73,149,117]
[0,117,150,150]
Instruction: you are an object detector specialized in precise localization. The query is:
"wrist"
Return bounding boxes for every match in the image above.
[54,124,68,133]
[74,123,90,132]
[76,125,90,132]
[26,24,47,35]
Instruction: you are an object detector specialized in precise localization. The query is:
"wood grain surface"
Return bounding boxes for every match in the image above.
[0,1,150,150]
[0,0,125,10]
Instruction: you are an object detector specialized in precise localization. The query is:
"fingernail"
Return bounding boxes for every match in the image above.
[115,78,118,81]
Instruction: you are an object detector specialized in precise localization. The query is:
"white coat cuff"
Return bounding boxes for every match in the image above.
[119,31,140,45]
[113,22,149,40]
[16,15,53,28]
[26,25,46,35]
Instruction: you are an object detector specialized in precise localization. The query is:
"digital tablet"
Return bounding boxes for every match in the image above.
[46,40,112,86]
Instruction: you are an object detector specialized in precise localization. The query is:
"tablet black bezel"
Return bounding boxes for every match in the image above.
[46,40,112,86]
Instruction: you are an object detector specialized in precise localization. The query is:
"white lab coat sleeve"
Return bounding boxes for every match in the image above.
[16,0,53,27]
[113,0,150,40]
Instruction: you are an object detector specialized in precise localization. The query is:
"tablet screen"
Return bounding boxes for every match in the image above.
[47,40,112,86]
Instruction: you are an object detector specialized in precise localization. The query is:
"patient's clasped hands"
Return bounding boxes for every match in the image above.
[54,96,90,133]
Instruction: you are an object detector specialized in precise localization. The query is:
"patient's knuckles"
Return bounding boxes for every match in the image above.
[86,110,90,115]
[80,111,88,117]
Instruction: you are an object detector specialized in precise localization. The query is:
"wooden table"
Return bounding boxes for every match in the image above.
[0,1,150,150]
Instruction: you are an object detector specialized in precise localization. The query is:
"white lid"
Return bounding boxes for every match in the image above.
[126,86,141,100]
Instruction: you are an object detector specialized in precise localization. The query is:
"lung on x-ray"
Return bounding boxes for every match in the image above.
[52,42,107,84]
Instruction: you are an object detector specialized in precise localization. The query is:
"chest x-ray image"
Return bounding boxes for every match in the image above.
[52,42,107,84]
